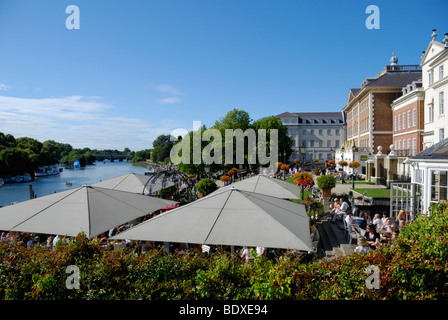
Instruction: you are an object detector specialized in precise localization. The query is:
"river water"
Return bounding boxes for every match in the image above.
[0,161,148,207]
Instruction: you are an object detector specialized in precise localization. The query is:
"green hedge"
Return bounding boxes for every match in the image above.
[1,203,448,300]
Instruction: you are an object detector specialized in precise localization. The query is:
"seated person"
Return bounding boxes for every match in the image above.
[380,217,394,236]
[354,236,370,254]
[372,213,383,233]
[345,210,356,225]
[364,224,380,250]
[331,199,348,222]
[354,212,367,230]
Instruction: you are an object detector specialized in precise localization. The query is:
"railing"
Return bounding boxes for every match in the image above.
[376,65,422,78]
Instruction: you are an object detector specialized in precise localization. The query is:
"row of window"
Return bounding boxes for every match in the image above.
[428,65,444,86]
[394,108,418,131]
[427,91,445,123]
[283,118,343,124]
[395,138,417,157]
[291,153,333,161]
[293,129,340,136]
[296,139,340,148]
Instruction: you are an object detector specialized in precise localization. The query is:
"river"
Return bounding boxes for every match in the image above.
[0,161,149,207]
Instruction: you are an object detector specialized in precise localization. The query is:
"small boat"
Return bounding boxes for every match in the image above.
[35,165,60,177]
[10,176,24,183]
[66,181,73,186]
[0,178,4,187]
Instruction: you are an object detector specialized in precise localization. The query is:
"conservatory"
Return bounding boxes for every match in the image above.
[409,138,448,215]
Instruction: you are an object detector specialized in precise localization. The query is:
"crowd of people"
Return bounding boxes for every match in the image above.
[342,208,409,254]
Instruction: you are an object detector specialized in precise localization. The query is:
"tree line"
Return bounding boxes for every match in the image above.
[1,109,293,177]
[0,133,132,178]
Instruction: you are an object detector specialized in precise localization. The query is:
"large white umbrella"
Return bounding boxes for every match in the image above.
[0,186,177,238]
[91,173,174,194]
[112,188,312,251]
[211,174,301,199]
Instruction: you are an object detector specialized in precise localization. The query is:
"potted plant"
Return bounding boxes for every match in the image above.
[338,160,348,167]
[220,175,231,183]
[293,171,314,200]
[316,174,337,198]
[349,161,360,169]
[196,178,218,197]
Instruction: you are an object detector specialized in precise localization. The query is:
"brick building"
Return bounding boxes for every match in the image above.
[391,80,425,158]
[342,53,422,157]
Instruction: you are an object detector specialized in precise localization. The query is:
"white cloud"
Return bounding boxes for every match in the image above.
[155,84,183,96]
[0,95,180,150]
[0,83,11,91]
[156,97,182,104]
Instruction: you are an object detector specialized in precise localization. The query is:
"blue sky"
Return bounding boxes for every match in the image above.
[0,0,447,150]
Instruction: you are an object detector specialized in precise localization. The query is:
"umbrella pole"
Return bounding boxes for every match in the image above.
[231,245,235,255]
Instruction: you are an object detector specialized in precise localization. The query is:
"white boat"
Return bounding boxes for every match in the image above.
[35,165,60,177]
[10,176,24,183]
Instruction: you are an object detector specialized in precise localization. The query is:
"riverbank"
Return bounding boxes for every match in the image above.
[0,161,147,207]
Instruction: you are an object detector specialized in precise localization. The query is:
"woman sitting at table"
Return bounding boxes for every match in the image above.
[364,223,380,250]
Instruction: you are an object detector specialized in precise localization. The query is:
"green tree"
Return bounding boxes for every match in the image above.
[252,115,293,164]
[0,148,30,176]
[213,108,251,131]
[152,134,175,163]
[15,137,43,155]
[39,140,66,165]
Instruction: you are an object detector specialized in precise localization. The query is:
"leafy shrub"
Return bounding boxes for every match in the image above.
[316,174,337,190]
[1,203,448,300]
[196,178,218,196]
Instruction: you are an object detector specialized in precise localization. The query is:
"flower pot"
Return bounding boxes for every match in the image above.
[322,188,332,198]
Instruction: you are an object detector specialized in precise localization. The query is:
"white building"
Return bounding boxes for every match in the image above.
[276,112,347,165]
[407,29,448,215]
[420,29,448,148]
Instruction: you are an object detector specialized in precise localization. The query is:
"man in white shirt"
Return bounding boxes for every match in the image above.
[345,211,355,225]
[332,199,349,223]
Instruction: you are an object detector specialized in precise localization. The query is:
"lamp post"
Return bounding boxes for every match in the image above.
[299,145,307,172]
[352,144,357,189]
[299,145,307,200]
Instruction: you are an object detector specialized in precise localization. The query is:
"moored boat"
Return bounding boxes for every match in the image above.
[35,165,60,177]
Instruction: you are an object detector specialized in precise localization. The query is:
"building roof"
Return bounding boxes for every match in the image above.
[276,112,298,117]
[429,47,448,67]
[350,88,360,96]
[345,64,422,110]
[277,111,344,120]
[411,138,448,160]
[365,70,422,88]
